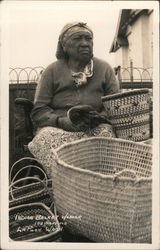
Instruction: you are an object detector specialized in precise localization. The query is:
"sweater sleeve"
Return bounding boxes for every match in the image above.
[100,63,120,116]
[31,66,60,129]
[104,63,120,95]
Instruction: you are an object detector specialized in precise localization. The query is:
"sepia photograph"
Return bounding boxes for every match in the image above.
[0,1,159,249]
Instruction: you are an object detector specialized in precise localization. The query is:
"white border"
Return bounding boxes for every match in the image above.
[0,1,159,249]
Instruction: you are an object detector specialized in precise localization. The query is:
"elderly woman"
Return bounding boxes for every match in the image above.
[28,22,119,170]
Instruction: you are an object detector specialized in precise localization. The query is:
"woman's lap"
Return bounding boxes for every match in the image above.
[28,123,115,177]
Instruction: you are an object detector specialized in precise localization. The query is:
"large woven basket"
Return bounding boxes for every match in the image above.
[102,89,152,141]
[51,137,152,243]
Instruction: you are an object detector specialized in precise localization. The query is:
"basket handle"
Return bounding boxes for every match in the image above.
[50,202,58,217]
[49,202,61,231]
[9,176,49,201]
[11,164,48,189]
[9,157,45,183]
[114,169,138,182]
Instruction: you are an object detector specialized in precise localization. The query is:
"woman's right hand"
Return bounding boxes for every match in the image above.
[58,116,92,132]
[57,117,81,132]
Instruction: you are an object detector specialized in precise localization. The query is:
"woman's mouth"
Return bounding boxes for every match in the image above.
[79,49,90,54]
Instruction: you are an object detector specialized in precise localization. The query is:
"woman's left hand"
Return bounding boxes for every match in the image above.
[75,120,91,131]
[82,111,111,129]
[67,105,112,131]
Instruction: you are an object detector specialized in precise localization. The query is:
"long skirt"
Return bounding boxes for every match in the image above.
[28,123,116,177]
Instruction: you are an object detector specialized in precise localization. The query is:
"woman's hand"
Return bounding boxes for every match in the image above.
[58,117,76,131]
[81,111,100,128]
[57,112,112,132]
[67,105,107,130]
[57,117,86,132]
[58,116,93,132]
[82,111,111,128]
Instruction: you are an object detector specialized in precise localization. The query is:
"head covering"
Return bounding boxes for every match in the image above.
[56,22,93,59]
[60,22,93,46]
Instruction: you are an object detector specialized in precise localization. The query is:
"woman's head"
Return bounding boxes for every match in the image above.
[56,22,93,63]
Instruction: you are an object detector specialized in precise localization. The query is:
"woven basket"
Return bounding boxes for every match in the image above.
[9,177,53,208]
[9,157,49,184]
[9,202,61,242]
[51,137,152,243]
[102,89,152,141]
[9,158,53,208]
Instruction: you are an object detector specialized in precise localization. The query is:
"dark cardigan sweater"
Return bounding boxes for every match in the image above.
[31,57,119,129]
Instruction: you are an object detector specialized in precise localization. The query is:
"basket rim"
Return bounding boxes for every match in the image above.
[55,136,152,151]
[9,202,54,213]
[53,137,152,182]
[101,88,150,102]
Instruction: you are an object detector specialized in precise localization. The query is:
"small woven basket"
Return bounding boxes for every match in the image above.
[51,137,152,243]
[102,89,152,141]
[9,202,61,242]
[9,177,53,208]
[9,158,53,208]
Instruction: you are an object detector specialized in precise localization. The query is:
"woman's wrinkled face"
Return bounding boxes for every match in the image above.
[63,31,93,63]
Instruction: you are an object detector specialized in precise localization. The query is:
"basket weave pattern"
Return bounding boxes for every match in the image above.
[9,179,53,208]
[51,137,152,243]
[102,89,152,141]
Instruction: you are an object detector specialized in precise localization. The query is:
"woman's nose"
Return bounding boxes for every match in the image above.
[80,38,88,46]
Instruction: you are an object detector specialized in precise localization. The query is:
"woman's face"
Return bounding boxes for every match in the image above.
[63,31,93,63]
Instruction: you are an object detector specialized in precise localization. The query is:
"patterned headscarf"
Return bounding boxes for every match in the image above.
[59,22,93,46]
[56,22,93,59]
